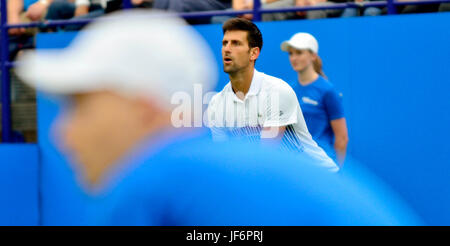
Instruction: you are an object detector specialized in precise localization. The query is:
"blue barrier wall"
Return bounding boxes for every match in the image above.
[35,13,450,225]
[0,144,39,225]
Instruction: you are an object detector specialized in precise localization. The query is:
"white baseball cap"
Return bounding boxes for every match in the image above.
[280,32,319,54]
[15,10,217,106]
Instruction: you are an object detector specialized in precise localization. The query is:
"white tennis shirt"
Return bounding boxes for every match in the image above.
[207,69,338,172]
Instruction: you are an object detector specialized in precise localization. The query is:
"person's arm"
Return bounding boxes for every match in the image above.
[74,5,89,16]
[261,126,286,145]
[330,118,348,166]
[7,0,26,35]
[262,83,299,145]
[74,0,90,17]
[232,0,251,10]
[25,0,53,21]
[131,0,144,5]
[294,0,317,17]
[323,88,347,166]
[232,0,253,20]
[234,0,283,9]
[296,0,327,6]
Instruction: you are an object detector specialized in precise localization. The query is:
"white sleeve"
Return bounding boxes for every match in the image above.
[263,83,299,127]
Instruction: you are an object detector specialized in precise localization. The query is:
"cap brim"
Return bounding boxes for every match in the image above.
[15,49,100,95]
[280,41,317,53]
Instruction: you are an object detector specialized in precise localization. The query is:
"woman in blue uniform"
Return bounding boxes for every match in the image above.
[281,33,349,166]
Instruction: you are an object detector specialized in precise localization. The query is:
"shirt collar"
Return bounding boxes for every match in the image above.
[228,69,263,103]
[247,69,263,96]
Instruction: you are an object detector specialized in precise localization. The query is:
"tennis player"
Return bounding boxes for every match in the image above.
[207,18,338,172]
[15,10,420,226]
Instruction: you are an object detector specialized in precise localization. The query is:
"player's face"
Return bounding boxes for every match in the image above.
[54,91,145,185]
[222,30,253,74]
[288,47,316,73]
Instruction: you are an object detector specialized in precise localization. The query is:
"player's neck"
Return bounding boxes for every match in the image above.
[229,66,254,100]
[298,66,319,86]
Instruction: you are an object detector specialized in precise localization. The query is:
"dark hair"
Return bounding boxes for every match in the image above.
[222,18,263,51]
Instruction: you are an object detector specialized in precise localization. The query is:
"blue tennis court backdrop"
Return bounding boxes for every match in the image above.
[0,144,39,225]
[1,12,448,225]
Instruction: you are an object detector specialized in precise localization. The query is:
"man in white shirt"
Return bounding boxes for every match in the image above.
[207,18,338,172]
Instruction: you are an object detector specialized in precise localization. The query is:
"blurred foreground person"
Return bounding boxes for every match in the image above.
[16,10,420,226]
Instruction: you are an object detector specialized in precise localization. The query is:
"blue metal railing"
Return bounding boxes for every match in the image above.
[1,0,449,142]
[1,0,12,142]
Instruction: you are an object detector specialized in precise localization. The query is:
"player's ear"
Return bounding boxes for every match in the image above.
[250,47,260,62]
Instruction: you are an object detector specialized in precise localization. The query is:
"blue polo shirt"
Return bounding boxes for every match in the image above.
[289,76,345,160]
[88,129,420,226]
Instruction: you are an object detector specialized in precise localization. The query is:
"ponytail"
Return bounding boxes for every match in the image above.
[312,55,327,80]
